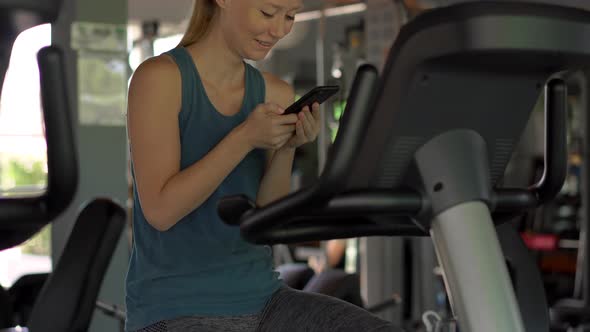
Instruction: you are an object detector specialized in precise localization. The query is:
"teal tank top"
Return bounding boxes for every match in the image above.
[125,47,282,331]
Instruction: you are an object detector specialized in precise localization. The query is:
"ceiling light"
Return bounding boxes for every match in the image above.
[295,3,367,22]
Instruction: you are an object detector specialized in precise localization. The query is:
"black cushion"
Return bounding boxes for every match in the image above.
[0,286,13,328]
[26,198,125,332]
[8,273,48,326]
[303,270,364,308]
[276,263,315,290]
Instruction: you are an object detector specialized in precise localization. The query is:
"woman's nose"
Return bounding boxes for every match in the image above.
[269,18,289,39]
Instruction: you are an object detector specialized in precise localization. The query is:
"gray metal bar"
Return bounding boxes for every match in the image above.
[430,201,525,332]
[316,6,327,174]
[575,71,590,305]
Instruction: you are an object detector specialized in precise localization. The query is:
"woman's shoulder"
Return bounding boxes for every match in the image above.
[130,54,180,89]
[128,54,182,110]
[261,72,295,108]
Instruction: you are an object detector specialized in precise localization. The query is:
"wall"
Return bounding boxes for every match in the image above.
[51,0,129,331]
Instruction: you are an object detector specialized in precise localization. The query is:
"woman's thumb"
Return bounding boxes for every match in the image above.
[266,103,284,115]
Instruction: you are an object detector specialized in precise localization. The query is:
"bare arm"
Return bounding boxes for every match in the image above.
[256,74,297,206]
[128,57,292,231]
[326,239,347,268]
[128,56,253,231]
[257,148,296,206]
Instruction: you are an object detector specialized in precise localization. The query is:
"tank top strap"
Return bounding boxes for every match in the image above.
[163,47,198,125]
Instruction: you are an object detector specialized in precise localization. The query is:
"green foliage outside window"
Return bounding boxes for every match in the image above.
[0,158,50,256]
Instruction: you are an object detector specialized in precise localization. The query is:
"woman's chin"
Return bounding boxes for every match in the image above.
[243,49,272,62]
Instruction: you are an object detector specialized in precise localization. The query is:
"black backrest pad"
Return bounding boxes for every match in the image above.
[0,0,76,251]
[26,199,125,332]
[348,1,590,190]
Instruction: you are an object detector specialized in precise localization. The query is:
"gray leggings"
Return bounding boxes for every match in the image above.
[136,286,402,332]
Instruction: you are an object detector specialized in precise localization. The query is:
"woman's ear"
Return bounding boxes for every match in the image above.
[214,0,231,9]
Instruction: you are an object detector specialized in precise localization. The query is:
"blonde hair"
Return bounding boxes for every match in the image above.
[178,0,219,47]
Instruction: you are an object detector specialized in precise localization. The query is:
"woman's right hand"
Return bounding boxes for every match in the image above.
[238,103,299,150]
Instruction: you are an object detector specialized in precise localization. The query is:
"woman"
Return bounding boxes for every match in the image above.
[126,0,400,331]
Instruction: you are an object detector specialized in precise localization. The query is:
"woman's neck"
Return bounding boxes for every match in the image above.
[186,24,245,88]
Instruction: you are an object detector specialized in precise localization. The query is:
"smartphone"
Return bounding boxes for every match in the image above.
[284,85,340,115]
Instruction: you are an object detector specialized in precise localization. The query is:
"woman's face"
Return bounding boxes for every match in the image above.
[219,0,303,60]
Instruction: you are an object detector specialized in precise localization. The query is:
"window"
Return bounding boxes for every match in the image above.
[0,24,52,288]
[153,34,183,56]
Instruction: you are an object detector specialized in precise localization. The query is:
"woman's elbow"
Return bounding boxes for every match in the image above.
[143,206,174,232]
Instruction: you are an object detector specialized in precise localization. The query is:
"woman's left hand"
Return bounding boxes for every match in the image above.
[282,102,320,149]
